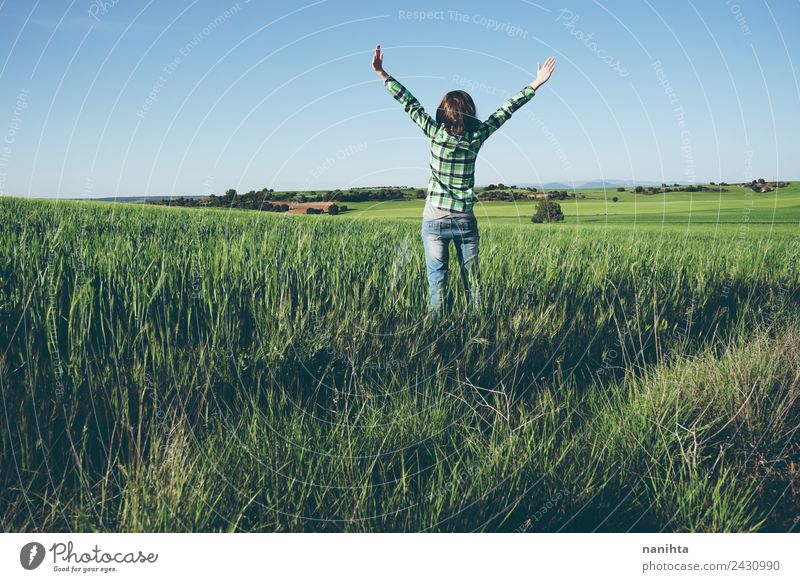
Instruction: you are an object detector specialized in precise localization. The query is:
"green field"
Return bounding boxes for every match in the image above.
[342,183,800,229]
[1,192,798,532]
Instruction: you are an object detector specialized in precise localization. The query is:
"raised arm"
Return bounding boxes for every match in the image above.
[372,44,437,139]
[474,56,556,145]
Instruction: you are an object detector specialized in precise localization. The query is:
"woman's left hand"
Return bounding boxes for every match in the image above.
[531,56,556,90]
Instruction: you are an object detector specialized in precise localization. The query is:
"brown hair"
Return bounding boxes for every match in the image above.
[436,90,478,136]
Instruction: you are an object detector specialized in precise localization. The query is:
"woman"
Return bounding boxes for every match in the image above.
[372,44,555,316]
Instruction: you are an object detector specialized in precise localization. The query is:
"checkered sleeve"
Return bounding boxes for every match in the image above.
[384,76,438,139]
[474,85,536,145]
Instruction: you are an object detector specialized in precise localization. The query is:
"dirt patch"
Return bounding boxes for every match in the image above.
[287,202,334,214]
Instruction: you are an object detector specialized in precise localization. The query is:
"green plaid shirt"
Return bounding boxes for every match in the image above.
[384,75,536,213]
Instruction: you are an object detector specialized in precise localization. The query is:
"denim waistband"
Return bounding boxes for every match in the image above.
[422,216,477,227]
[421,216,479,235]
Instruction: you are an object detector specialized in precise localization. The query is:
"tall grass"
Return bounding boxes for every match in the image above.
[0,197,798,531]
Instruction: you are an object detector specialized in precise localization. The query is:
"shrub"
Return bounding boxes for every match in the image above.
[531,200,565,223]
[612,196,619,202]
[328,203,340,215]
[634,186,644,194]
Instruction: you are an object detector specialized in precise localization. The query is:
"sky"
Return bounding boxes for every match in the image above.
[0,0,798,198]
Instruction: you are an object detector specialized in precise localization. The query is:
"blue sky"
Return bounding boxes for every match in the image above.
[0,0,798,198]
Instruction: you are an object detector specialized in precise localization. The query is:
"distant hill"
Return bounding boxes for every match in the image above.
[76,195,206,202]
[577,179,667,189]
[513,179,671,190]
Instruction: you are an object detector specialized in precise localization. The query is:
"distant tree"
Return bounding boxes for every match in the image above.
[531,200,565,223]
[757,178,766,184]
[617,187,625,192]
[225,188,237,198]
[328,203,340,215]
[634,186,644,193]
[612,196,619,202]
[709,181,716,185]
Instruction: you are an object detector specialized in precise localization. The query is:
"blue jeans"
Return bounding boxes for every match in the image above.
[421,217,481,316]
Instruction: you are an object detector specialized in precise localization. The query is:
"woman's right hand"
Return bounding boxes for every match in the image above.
[372,44,389,81]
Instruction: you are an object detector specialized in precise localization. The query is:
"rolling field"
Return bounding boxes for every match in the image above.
[343,183,800,228]
[1,193,799,532]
